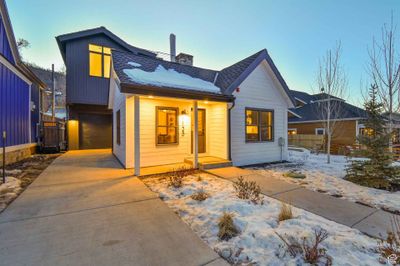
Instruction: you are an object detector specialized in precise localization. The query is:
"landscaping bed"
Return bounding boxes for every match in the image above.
[143,172,380,265]
[252,148,400,214]
[0,153,60,212]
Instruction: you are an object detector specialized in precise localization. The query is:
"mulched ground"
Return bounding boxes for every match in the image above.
[0,153,62,212]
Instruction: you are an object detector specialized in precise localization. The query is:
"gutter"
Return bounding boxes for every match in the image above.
[228,99,236,161]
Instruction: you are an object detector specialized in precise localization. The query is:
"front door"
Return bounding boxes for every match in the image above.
[192,109,206,153]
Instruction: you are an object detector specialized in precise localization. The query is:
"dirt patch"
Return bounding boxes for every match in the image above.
[0,153,61,212]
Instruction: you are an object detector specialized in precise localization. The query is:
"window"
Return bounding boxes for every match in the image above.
[245,108,274,142]
[156,107,178,145]
[116,110,121,145]
[288,128,297,135]
[315,128,325,135]
[89,44,111,78]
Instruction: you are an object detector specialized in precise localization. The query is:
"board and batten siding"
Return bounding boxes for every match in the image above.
[230,60,289,166]
[65,35,129,106]
[0,60,31,148]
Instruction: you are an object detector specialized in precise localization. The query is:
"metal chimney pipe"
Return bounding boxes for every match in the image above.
[170,33,176,62]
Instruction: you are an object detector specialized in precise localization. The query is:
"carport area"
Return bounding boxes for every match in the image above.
[0,149,226,266]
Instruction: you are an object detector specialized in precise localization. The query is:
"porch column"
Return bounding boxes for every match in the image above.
[193,100,199,168]
[134,95,140,176]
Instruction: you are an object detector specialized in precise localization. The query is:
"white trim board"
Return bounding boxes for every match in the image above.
[0,55,32,85]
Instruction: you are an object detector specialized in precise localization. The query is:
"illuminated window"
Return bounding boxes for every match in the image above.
[89,44,111,78]
[245,108,274,142]
[156,107,178,145]
[288,128,297,135]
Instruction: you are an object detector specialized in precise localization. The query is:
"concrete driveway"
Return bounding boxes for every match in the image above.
[0,150,226,266]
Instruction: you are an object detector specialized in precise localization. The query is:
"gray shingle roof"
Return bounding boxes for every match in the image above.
[289,97,368,123]
[112,49,221,94]
[112,48,295,106]
[215,50,265,92]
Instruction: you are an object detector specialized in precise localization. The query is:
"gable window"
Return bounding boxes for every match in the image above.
[315,128,325,135]
[245,108,274,142]
[89,44,111,78]
[116,110,121,145]
[156,107,178,145]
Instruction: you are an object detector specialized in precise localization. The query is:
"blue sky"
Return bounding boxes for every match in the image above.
[7,0,400,105]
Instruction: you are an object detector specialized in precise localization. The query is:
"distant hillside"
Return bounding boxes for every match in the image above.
[27,64,66,113]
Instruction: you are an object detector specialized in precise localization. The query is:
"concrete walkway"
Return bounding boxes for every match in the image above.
[207,167,399,239]
[0,150,227,266]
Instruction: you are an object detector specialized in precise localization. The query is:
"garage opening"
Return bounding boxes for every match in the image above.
[79,113,112,149]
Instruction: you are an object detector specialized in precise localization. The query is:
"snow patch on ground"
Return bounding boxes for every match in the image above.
[123,64,221,93]
[252,148,400,213]
[143,173,379,265]
[0,176,22,212]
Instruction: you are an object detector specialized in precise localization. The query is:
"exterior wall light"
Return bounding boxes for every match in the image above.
[180,109,189,136]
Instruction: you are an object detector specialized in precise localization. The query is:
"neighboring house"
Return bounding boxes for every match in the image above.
[0,0,46,164]
[56,27,156,150]
[29,65,66,119]
[288,90,368,150]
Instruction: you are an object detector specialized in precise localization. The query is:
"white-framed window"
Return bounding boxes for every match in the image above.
[288,128,297,135]
[315,128,325,135]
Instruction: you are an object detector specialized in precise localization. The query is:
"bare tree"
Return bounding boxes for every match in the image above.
[368,13,400,150]
[315,43,348,164]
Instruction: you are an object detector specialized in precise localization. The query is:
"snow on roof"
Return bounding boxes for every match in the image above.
[123,62,221,94]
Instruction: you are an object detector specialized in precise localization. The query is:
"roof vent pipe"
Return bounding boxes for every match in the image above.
[170,33,176,62]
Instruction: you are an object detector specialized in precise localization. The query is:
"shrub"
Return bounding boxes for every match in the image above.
[167,167,196,188]
[278,203,293,222]
[191,188,209,201]
[218,212,240,241]
[284,170,306,179]
[276,228,332,265]
[233,176,263,204]
[378,215,400,265]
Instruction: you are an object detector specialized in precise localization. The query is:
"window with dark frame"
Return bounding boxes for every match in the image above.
[156,107,178,145]
[89,44,111,78]
[116,110,121,145]
[245,108,274,142]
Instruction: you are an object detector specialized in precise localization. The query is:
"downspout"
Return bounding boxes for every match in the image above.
[228,99,236,161]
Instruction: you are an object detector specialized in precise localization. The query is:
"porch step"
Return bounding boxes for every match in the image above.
[184,156,233,170]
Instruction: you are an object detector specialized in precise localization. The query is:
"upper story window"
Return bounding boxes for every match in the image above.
[89,44,111,78]
[245,108,274,142]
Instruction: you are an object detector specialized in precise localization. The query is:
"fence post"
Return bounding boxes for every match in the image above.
[2,131,6,184]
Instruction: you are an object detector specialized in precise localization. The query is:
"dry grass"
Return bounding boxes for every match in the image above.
[167,167,196,188]
[191,188,209,201]
[233,176,263,204]
[278,202,293,222]
[218,212,240,241]
[378,215,400,265]
[284,170,306,179]
[276,228,332,265]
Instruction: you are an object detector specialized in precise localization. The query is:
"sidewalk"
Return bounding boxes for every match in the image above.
[0,150,227,266]
[206,167,398,239]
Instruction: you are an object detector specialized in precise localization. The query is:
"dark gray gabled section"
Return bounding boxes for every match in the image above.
[56,26,156,62]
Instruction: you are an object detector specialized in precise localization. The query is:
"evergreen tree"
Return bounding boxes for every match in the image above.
[345,84,400,190]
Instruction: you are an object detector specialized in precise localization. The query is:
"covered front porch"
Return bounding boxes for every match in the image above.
[123,95,230,176]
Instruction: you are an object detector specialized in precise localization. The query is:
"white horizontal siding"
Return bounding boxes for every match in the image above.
[231,60,289,166]
[112,82,127,167]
